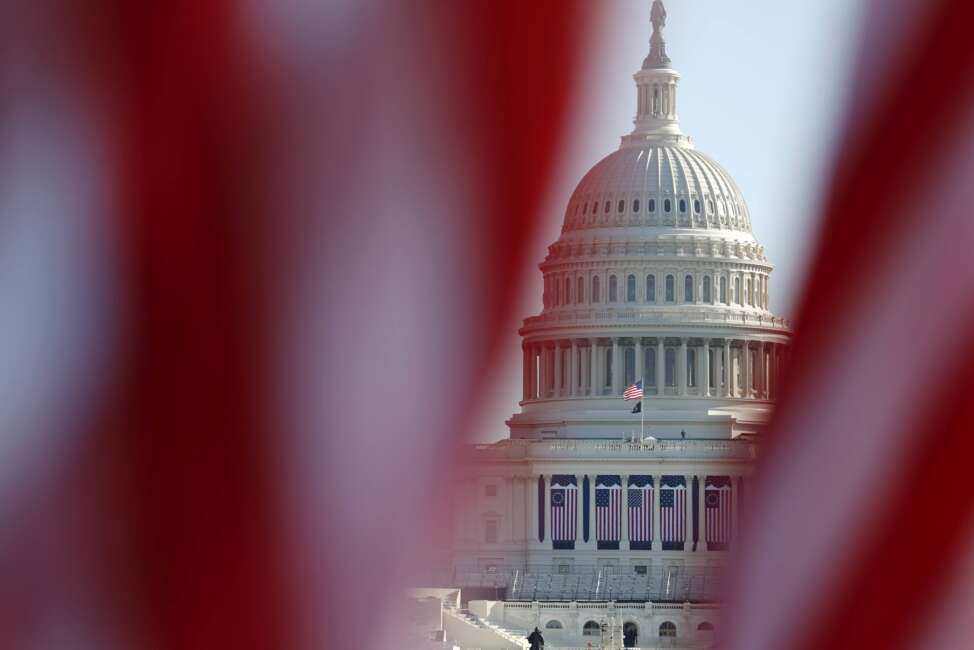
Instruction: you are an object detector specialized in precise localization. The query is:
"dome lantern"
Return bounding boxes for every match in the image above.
[628,1,687,147]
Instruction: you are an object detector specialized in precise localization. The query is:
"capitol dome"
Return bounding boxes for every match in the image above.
[562,144,753,236]
[512,0,791,440]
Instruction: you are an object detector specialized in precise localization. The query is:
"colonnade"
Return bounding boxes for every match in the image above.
[495,473,744,553]
[523,336,787,402]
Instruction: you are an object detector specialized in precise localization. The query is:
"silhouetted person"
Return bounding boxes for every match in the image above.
[681,429,686,439]
[528,627,544,650]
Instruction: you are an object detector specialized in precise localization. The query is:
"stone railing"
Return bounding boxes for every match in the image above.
[471,438,757,461]
[522,307,791,331]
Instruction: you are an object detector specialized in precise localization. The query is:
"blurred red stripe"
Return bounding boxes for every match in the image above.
[731,0,974,648]
[0,1,594,649]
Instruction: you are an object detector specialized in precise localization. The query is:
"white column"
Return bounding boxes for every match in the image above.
[553,341,563,397]
[522,344,531,401]
[539,343,548,399]
[581,342,589,395]
[758,341,766,399]
[621,474,630,549]
[723,340,731,397]
[656,338,665,396]
[652,474,662,550]
[698,475,707,551]
[731,475,741,547]
[534,344,542,399]
[543,474,551,546]
[634,338,644,384]
[590,338,600,397]
[679,338,688,396]
[528,474,538,545]
[702,339,711,397]
[588,474,598,549]
[569,339,578,397]
[576,474,586,547]
[743,340,752,399]
[508,476,517,543]
[684,474,694,552]
[612,337,621,395]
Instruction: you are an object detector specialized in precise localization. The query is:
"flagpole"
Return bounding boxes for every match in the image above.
[640,377,645,440]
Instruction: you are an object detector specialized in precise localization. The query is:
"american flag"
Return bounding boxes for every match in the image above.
[627,478,653,544]
[595,481,621,543]
[705,480,732,548]
[623,379,644,401]
[550,481,577,542]
[659,479,686,544]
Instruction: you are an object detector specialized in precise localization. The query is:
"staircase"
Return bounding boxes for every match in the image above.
[443,607,530,650]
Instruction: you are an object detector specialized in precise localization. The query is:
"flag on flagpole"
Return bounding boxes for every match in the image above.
[623,380,644,401]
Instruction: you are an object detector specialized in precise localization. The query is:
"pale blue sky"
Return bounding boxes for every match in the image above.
[473,0,865,442]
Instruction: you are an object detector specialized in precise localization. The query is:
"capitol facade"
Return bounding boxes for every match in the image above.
[434,4,792,649]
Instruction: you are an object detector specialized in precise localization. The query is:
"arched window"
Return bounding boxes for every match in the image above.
[632,199,640,213]
[592,276,601,303]
[694,199,701,213]
[609,275,618,302]
[623,622,639,648]
[646,347,657,386]
[604,200,611,214]
[665,348,676,387]
[734,277,741,304]
[746,278,752,306]
[684,275,694,302]
[720,276,727,304]
[687,348,696,387]
[665,275,675,302]
[659,622,676,638]
[624,347,635,386]
[583,621,601,637]
[604,348,612,390]
[664,198,672,213]
[577,277,585,304]
[582,202,588,215]
[646,274,656,302]
[648,198,656,212]
[697,622,714,632]
[626,274,636,302]
[618,199,625,213]
[679,198,687,213]
[703,276,712,303]
[565,279,571,305]
[545,620,563,630]
[653,86,660,115]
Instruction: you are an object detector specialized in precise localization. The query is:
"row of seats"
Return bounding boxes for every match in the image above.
[507,570,723,602]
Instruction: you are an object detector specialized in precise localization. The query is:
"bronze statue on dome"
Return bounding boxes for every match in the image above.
[651,0,667,34]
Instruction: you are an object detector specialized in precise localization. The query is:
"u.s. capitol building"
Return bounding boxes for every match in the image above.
[435,3,791,648]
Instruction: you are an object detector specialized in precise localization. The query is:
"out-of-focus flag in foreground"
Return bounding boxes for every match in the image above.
[0,1,591,648]
[725,0,974,648]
